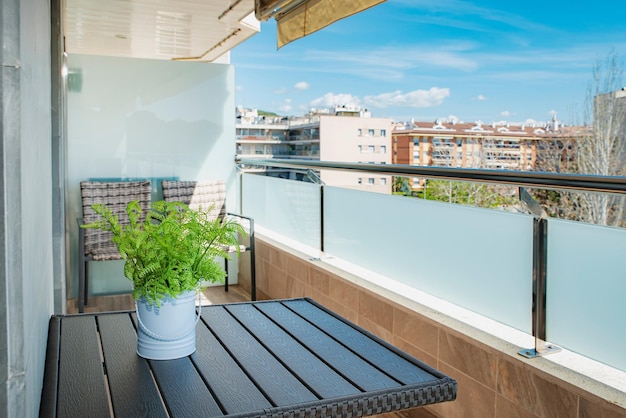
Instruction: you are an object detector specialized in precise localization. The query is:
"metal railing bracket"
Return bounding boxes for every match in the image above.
[519,344,562,359]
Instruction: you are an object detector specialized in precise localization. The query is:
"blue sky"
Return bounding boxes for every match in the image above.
[230,0,626,125]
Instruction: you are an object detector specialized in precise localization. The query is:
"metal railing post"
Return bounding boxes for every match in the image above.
[306,169,325,258]
[237,165,244,215]
[320,184,324,254]
[519,188,561,358]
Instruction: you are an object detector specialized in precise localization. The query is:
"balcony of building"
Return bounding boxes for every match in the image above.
[7,0,626,416]
[55,58,626,418]
[227,158,626,418]
[61,153,626,417]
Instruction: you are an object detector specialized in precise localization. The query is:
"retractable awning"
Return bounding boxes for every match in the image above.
[256,0,386,48]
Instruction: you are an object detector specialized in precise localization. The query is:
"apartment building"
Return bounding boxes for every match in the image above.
[392,116,575,189]
[236,108,291,155]
[236,106,393,193]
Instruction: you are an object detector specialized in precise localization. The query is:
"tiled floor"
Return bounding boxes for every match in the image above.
[200,284,251,304]
[67,285,251,314]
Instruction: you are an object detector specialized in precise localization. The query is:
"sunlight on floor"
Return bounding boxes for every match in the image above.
[200,285,251,305]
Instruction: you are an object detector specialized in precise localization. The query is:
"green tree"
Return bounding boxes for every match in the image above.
[534,50,626,226]
[532,51,626,226]
[423,180,517,209]
[393,176,411,195]
[574,51,626,226]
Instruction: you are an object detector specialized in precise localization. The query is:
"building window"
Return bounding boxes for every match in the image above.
[358,129,362,136]
[381,129,386,137]
[368,129,375,136]
[358,145,362,153]
[368,145,375,153]
[358,178,362,184]
[380,145,386,154]
[368,178,375,185]
[380,178,387,185]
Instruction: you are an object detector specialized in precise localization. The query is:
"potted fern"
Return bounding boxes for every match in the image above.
[82,199,245,360]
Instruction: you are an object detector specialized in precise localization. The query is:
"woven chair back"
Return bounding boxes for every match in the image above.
[161,180,227,221]
[80,180,152,259]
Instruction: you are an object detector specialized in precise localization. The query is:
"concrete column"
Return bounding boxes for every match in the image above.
[1,0,55,416]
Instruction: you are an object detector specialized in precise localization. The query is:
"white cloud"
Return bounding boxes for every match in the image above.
[294,81,309,91]
[394,0,550,32]
[477,94,487,100]
[363,87,450,108]
[310,93,361,108]
[279,99,293,113]
[500,110,512,117]
[305,46,478,81]
[273,87,288,94]
[308,88,450,111]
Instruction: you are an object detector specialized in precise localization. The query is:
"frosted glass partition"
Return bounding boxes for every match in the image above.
[324,187,534,333]
[67,54,238,297]
[547,220,626,372]
[242,174,321,250]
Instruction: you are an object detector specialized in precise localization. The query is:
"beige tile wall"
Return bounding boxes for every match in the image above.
[237,236,626,418]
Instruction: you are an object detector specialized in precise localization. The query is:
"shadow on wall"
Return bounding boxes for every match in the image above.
[126,110,221,170]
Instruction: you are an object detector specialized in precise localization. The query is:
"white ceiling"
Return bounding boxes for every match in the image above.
[63,0,261,61]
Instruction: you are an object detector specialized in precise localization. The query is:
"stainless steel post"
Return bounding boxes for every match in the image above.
[519,188,560,358]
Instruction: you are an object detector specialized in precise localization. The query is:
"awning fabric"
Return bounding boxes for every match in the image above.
[274,0,386,48]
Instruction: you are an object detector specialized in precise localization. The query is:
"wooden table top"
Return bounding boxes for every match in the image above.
[40,297,456,417]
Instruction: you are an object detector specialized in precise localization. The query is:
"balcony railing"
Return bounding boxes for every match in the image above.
[236,157,626,374]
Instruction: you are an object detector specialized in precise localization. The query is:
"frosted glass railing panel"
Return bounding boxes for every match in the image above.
[242,174,321,249]
[547,220,626,372]
[324,187,534,333]
[67,54,237,297]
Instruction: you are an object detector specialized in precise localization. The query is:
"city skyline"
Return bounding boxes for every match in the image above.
[231,0,626,126]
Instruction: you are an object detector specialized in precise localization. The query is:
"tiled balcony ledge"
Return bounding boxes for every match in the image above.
[247,233,626,418]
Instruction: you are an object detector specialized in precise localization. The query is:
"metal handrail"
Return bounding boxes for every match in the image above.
[236,157,626,195]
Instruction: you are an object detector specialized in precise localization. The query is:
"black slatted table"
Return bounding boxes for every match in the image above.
[40,298,457,417]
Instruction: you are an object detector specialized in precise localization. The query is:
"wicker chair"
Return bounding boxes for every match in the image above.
[161,180,256,300]
[78,180,152,313]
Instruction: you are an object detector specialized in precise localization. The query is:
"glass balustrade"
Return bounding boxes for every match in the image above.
[323,186,533,334]
[242,174,321,251]
[547,219,626,371]
[240,171,626,373]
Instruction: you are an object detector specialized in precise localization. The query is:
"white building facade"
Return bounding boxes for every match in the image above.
[236,107,393,193]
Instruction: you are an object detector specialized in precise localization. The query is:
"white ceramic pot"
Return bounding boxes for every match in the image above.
[135,290,198,360]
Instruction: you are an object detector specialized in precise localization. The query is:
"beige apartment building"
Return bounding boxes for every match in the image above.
[236,106,393,193]
[392,116,576,190]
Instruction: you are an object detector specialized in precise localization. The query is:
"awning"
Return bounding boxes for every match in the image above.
[256,0,387,49]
